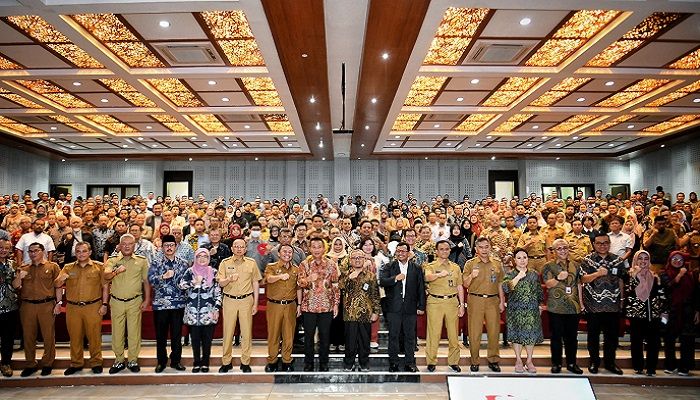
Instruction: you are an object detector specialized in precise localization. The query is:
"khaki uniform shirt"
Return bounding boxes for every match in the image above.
[541,225,566,250]
[462,257,504,296]
[565,232,593,263]
[218,256,262,296]
[424,259,462,296]
[516,230,547,257]
[264,261,298,301]
[104,254,148,299]
[62,260,105,302]
[18,261,60,300]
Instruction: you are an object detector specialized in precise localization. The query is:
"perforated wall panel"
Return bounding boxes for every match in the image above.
[0,143,49,195]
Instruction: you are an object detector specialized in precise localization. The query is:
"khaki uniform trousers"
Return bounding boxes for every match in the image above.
[425,296,460,366]
[266,302,297,364]
[467,295,501,365]
[529,258,548,275]
[66,302,103,368]
[110,296,142,363]
[20,302,55,368]
[222,295,254,365]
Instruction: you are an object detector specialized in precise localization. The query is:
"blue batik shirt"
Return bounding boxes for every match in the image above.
[148,252,189,310]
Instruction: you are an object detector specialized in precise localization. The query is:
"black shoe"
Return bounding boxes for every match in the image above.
[551,365,561,374]
[566,364,583,375]
[427,364,436,372]
[282,363,293,372]
[20,367,37,377]
[40,367,52,376]
[470,364,479,372]
[405,365,419,373]
[192,366,201,373]
[265,363,278,373]
[360,365,370,372]
[91,366,103,374]
[201,366,209,373]
[646,370,656,377]
[64,367,82,376]
[171,363,186,371]
[155,364,166,373]
[219,363,232,373]
[449,365,461,373]
[319,364,329,372]
[127,361,140,373]
[488,362,501,372]
[109,362,125,374]
[605,365,623,375]
[634,369,644,375]
[240,364,252,373]
[588,363,599,374]
[303,364,314,372]
[389,364,399,373]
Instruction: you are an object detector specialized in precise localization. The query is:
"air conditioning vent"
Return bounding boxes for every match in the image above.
[152,42,224,66]
[464,40,538,65]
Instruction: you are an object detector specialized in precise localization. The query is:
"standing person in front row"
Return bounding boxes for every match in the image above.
[104,234,151,374]
[13,242,61,377]
[56,242,109,375]
[463,237,505,373]
[626,250,666,376]
[579,233,626,375]
[218,238,261,373]
[424,240,464,373]
[148,234,189,373]
[263,244,300,372]
[0,238,18,377]
[502,248,543,374]
[542,239,583,374]
[380,241,425,373]
[179,248,222,373]
[298,237,340,372]
[341,249,380,372]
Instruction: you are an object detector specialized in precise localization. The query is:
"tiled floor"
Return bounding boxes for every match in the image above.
[1,383,698,400]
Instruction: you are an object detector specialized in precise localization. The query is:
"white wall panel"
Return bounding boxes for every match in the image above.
[0,143,49,195]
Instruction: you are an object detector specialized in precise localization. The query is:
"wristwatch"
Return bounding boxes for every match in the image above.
[102,302,108,307]
[56,300,63,305]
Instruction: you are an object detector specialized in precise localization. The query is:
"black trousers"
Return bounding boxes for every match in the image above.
[549,312,579,366]
[629,318,660,372]
[0,310,18,365]
[153,308,185,365]
[586,312,619,367]
[664,332,695,372]
[344,321,370,368]
[189,324,215,367]
[387,312,417,366]
[330,296,345,346]
[303,312,332,366]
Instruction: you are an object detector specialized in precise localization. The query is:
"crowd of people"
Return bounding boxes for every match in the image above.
[0,186,698,378]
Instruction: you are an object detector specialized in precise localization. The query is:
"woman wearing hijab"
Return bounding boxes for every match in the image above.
[231,209,248,229]
[179,248,222,373]
[626,250,667,376]
[661,251,699,376]
[448,224,472,267]
[328,237,349,352]
[461,219,478,252]
[152,222,171,250]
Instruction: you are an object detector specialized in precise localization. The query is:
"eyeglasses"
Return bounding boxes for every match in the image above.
[554,247,568,251]
[350,256,365,261]
[232,245,246,249]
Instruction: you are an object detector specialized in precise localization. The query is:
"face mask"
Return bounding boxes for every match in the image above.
[500,221,507,228]
[329,213,339,220]
[250,230,261,238]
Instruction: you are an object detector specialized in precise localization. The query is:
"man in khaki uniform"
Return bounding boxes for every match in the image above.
[56,241,109,375]
[218,238,261,373]
[565,220,593,264]
[516,216,548,274]
[541,213,566,260]
[480,214,513,263]
[103,234,151,374]
[263,244,299,372]
[13,242,62,377]
[463,237,506,373]
[424,240,464,372]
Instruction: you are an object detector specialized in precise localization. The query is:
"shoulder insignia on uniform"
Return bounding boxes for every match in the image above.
[133,254,147,259]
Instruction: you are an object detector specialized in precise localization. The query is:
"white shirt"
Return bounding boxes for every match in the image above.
[16,232,56,264]
[608,230,632,267]
[398,261,408,299]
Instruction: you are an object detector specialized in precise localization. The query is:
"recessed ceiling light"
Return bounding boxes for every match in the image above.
[470,78,480,84]
[425,157,429,160]
[486,135,492,139]
[202,143,208,147]
[618,157,622,160]
[315,122,321,130]
[221,97,230,102]
[70,145,76,148]
[72,81,81,86]
[371,97,377,104]
[137,137,143,140]
[627,124,635,129]
[322,157,326,161]
[520,17,532,26]
[288,143,293,147]
[152,144,158,148]
[255,157,259,161]
[456,97,464,102]
[532,125,539,129]
[244,125,251,129]
[283,136,289,140]
[556,157,560,160]
[394,135,400,139]
[446,143,452,146]
[572,136,579,140]
[391,143,396,146]
[301,53,308,58]
[224,136,230,140]
[491,156,496,160]
[208,80,216,86]
[124,158,128,161]
[159,20,170,28]
[122,144,128,148]
[145,125,152,130]
[555,143,562,147]
[61,159,65,162]
[361,143,365,147]
[608,143,615,147]
[660,144,665,148]
[433,124,440,128]
[365,125,370,130]
[309,96,316,104]
[605,81,615,86]
[526,143,533,147]
[693,98,700,103]
[189,157,193,161]
[100,98,109,103]
[318,141,324,148]
[357,157,361,160]
[475,143,481,147]
[576,97,586,102]
[49,137,56,141]
[50,126,57,131]
[381,52,389,60]
[541,136,547,139]
[231,143,238,147]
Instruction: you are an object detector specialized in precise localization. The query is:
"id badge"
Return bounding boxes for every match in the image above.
[565,286,572,295]
[448,279,454,287]
[490,274,497,283]
[362,282,369,291]
[611,267,618,276]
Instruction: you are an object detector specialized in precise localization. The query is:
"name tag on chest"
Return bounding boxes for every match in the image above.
[362,282,369,291]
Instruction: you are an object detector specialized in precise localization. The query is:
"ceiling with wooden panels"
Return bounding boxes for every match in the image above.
[0,0,698,160]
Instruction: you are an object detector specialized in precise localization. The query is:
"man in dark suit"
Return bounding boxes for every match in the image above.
[145,203,164,234]
[380,241,425,372]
